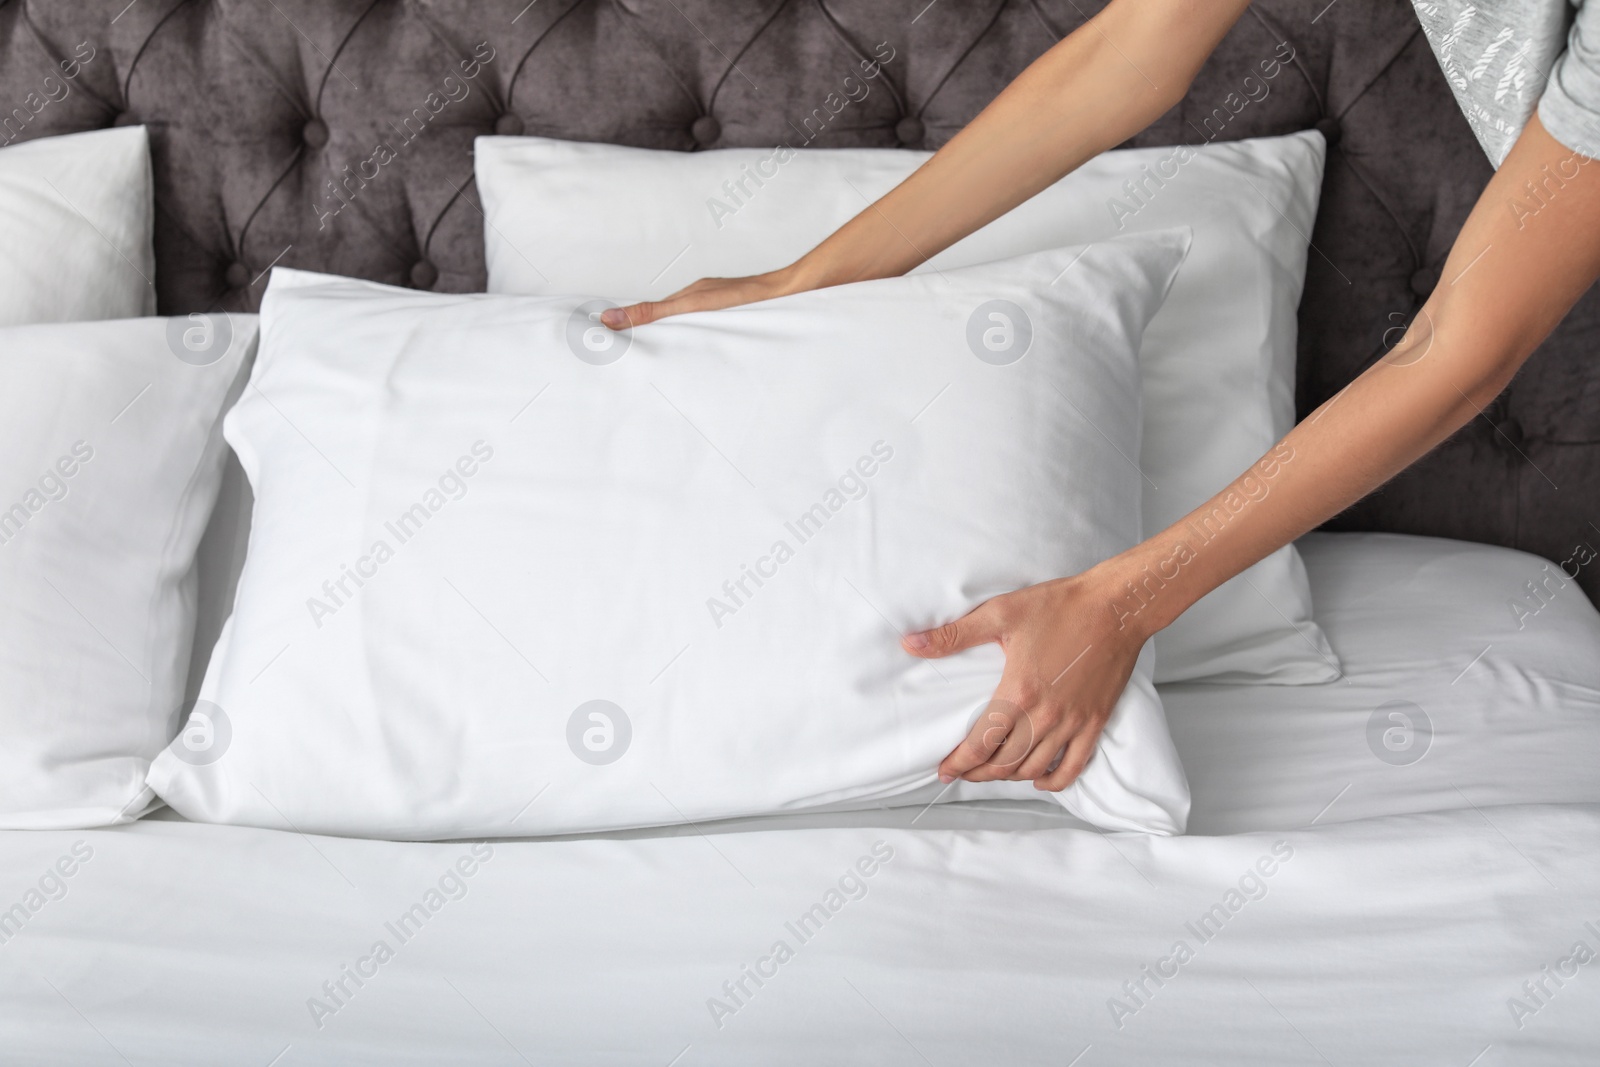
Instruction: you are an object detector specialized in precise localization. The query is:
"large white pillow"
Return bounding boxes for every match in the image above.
[0,127,156,326]
[476,131,1340,685]
[148,237,1193,838]
[0,314,254,828]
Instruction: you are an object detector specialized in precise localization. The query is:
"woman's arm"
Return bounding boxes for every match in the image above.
[600,0,1254,329]
[912,114,1600,789]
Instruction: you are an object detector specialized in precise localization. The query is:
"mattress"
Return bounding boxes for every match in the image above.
[3,533,1597,1064]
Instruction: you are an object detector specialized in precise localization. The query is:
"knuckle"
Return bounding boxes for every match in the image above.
[1010,681,1042,709]
[1008,717,1037,750]
[959,735,992,760]
[978,721,1009,750]
[988,746,1022,771]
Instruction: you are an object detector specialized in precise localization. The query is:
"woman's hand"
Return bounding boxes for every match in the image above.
[903,566,1150,792]
[600,268,803,330]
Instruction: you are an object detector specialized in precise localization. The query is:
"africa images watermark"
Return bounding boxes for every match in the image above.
[705,840,896,1030]
[1110,441,1296,631]
[306,842,496,1029]
[1367,699,1432,766]
[1506,146,1594,230]
[2,41,96,147]
[0,841,95,948]
[0,441,94,548]
[1504,919,1600,1030]
[1105,40,1296,230]
[312,42,496,230]
[704,440,895,628]
[304,440,495,629]
[1509,538,1596,630]
[704,41,897,230]
[1107,840,1295,1030]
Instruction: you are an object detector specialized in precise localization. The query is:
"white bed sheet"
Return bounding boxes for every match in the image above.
[1,806,1596,1064]
[3,532,1598,1063]
[1169,532,1600,833]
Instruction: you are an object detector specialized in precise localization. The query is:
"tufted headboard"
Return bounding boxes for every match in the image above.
[3,0,1597,601]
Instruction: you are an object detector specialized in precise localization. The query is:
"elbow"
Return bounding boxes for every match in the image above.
[1462,362,1520,412]
[1408,299,1533,415]
[1148,62,1197,118]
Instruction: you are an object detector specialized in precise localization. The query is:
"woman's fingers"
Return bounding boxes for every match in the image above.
[937,697,1020,782]
[955,699,1038,782]
[918,599,1019,782]
[600,292,697,330]
[598,303,645,330]
[1035,731,1098,792]
[915,576,1132,789]
[600,272,795,330]
[1010,719,1075,782]
[903,598,1005,658]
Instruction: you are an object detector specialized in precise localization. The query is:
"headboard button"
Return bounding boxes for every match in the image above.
[410,259,439,289]
[1409,265,1440,297]
[302,120,329,149]
[691,115,721,146]
[494,114,524,136]
[1314,116,1341,148]
[1493,415,1526,450]
[224,262,251,290]
[895,115,925,146]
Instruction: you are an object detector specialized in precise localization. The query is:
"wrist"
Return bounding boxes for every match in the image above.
[782,249,852,294]
[1084,539,1199,644]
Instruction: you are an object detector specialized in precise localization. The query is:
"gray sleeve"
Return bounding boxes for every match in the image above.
[1539,1,1600,157]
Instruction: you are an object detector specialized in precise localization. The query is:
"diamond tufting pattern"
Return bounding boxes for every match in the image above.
[1,0,1597,600]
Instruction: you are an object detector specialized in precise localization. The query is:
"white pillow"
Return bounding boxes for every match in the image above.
[0,127,156,327]
[0,314,254,828]
[476,131,1340,684]
[148,238,1193,839]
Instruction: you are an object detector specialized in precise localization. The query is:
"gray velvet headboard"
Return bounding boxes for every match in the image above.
[4,0,1597,600]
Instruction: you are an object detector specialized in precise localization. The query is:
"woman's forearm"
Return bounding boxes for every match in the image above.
[1099,114,1600,641]
[784,0,1255,291]
[605,0,1251,327]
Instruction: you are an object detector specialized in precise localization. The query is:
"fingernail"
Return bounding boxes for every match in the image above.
[600,309,625,329]
[904,631,930,650]
[938,773,953,784]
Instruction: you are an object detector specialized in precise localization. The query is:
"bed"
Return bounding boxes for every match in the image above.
[3,534,1598,1064]
[3,0,1599,1063]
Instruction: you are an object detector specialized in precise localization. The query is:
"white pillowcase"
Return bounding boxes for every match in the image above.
[0,127,156,327]
[476,131,1340,684]
[0,314,254,828]
[149,237,1193,839]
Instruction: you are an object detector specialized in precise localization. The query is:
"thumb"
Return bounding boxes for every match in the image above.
[902,601,1004,659]
[601,302,659,330]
